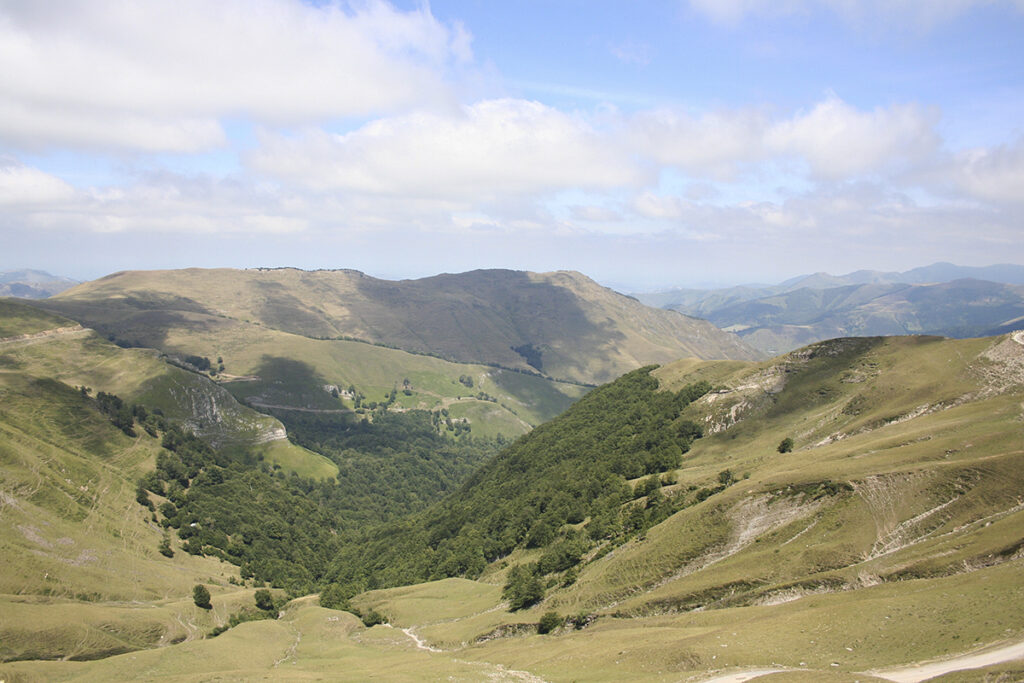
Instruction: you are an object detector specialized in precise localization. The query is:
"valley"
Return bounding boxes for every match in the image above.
[1,280,1022,680]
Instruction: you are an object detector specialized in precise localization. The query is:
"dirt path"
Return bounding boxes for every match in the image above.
[870,639,1024,682]
[400,627,443,653]
[697,669,784,682]
[0,325,88,346]
[247,400,352,414]
[697,639,1024,683]
[388,625,548,682]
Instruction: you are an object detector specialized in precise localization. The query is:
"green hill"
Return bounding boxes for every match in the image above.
[4,318,1024,681]
[0,305,276,661]
[329,332,1024,680]
[41,267,761,384]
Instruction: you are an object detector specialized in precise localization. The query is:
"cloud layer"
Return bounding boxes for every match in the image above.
[1,0,1021,287]
[0,0,468,151]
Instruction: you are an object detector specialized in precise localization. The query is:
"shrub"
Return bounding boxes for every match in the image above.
[537,611,563,634]
[192,584,212,610]
[360,609,385,627]
[319,583,350,611]
[254,589,276,612]
[778,437,795,453]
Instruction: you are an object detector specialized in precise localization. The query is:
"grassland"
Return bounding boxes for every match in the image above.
[4,326,1023,681]
[0,299,334,479]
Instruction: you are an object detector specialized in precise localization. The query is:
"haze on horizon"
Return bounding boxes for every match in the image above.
[1,0,1022,291]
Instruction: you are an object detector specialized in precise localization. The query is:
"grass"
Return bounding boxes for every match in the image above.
[168,322,585,435]
[0,304,333,479]
[3,329,1023,680]
[0,369,250,661]
[0,299,76,337]
[41,266,760,385]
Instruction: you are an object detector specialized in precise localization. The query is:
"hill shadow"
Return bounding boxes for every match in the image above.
[354,269,626,381]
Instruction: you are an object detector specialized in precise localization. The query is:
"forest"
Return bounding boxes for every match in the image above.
[133,367,714,602]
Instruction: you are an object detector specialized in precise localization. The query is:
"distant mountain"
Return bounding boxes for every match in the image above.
[43,267,761,385]
[635,263,1024,354]
[0,269,79,298]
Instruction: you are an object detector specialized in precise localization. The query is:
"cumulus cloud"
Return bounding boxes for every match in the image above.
[0,158,77,205]
[765,96,940,179]
[628,108,769,178]
[248,99,649,199]
[951,138,1024,203]
[0,162,310,234]
[626,95,939,180]
[0,0,469,151]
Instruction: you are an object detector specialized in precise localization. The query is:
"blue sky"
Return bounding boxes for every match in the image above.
[1,0,1022,290]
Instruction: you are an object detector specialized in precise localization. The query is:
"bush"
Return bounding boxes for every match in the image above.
[254,589,276,612]
[192,584,212,610]
[503,565,545,611]
[360,609,385,627]
[537,611,563,634]
[319,583,350,611]
[778,437,794,453]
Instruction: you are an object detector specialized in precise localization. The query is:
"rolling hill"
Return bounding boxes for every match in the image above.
[40,267,761,384]
[0,269,79,299]
[5,329,1022,681]
[4,287,1023,680]
[639,270,1024,355]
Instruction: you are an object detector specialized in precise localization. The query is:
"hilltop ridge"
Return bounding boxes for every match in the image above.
[47,267,761,385]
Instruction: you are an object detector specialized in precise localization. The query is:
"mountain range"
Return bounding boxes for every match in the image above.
[0,269,79,299]
[637,263,1024,355]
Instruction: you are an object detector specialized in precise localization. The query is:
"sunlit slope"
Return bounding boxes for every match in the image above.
[5,332,1024,681]
[354,333,1024,680]
[0,366,254,661]
[144,319,586,436]
[47,267,761,384]
[0,299,333,479]
[549,334,1024,613]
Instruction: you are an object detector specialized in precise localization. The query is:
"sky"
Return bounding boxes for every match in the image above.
[1,0,1022,291]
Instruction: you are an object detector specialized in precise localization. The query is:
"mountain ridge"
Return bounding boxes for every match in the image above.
[44,266,762,385]
[635,264,1024,355]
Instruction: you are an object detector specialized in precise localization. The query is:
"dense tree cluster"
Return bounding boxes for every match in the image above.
[136,366,721,609]
[263,409,502,527]
[325,367,711,595]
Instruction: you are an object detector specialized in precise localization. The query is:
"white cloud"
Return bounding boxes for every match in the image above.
[632,191,689,220]
[952,138,1024,203]
[248,99,649,199]
[0,0,469,151]
[628,108,768,178]
[765,96,939,179]
[0,162,310,234]
[0,158,77,205]
[626,95,939,180]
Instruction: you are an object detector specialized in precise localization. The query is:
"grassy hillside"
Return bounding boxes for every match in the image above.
[5,326,1023,681]
[0,350,260,661]
[42,267,761,384]
[0,299,330,478]
[336,333,1024,680]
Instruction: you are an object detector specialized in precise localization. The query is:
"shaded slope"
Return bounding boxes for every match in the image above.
[45,267,761,384]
